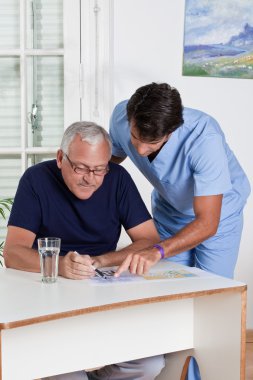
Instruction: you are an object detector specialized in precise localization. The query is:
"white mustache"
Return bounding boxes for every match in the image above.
[78,181,95,187]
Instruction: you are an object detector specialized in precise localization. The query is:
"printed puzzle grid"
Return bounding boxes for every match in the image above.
[92,268,197,284]
[143,270,197,280]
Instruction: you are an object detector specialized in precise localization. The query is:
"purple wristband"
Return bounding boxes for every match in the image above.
[153,244,165,259]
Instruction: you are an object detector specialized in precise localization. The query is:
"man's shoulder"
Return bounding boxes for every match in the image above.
[112,100,128,121]
[182,107,221,135]
[24,160,58,180]
[183,107,217,124]
[114,99,128,112]
[108,161,131,178]
[183,107,211,122]
[110,100,130,142]
[106,162,134,189]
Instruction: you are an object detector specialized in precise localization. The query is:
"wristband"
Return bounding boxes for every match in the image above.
[153,244,165,259]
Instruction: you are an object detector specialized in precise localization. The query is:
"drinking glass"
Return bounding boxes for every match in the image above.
[37,237,61,283]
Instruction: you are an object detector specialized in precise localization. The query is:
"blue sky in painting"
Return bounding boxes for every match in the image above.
[184,0,253,45]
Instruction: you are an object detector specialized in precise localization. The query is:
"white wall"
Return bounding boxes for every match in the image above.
[111,0,253,327]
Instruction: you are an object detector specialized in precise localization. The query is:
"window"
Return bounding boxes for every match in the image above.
[0,0,112,243]
[0,0,80,240]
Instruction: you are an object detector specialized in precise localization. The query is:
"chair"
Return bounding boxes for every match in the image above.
[180,356,201,380]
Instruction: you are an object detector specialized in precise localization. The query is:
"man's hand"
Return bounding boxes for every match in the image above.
[114,247,161,277]
[58,251,95,280]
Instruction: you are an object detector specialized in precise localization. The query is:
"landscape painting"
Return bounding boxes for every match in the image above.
[183,0,253,79]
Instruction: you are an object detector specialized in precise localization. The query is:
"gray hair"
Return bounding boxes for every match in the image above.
[60,121,112,155]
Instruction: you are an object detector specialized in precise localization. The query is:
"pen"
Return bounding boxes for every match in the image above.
[91,265,108,280]
[74,251,108,280]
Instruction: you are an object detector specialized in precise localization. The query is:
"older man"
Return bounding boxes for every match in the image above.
[4,121,164,380]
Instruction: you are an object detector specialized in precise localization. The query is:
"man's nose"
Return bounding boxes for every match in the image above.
[135,142,149,156]
[82,171,95,180]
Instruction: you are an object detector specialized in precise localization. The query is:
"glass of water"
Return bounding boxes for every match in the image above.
[37,237,61,283]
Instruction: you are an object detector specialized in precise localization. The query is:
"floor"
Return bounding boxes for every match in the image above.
[247,342,253,380]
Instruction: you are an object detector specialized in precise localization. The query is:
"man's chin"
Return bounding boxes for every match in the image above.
[140,152,152,157]
[74,188,95,200]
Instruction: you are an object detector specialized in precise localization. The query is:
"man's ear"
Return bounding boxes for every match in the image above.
[56,149,64,169]
[165,133,171,142]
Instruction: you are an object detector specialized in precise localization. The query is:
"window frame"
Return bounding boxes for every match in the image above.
[0,0,81,173]
[80,0,113,129]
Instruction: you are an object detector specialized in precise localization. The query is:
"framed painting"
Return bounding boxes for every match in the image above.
[183,0,253,79]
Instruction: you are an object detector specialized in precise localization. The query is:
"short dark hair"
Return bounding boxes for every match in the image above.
[127,82,184,141]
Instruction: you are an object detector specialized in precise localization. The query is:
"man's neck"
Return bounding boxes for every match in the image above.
[148,142,167,162]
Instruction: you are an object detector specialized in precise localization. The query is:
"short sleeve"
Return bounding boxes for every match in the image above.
[190,133,232,196]
[109,102,128,158]
[8,170,42,233]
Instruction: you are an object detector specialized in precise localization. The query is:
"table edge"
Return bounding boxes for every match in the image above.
[0,284,247,330]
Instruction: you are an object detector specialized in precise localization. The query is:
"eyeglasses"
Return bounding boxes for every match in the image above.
[64,153,109,176]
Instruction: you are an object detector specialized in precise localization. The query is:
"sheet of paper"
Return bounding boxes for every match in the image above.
[91,268,198,285]
[92,269,142,284]
[143,269,197,280]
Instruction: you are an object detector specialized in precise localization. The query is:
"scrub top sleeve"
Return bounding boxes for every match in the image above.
[191,134,232,196]
[109,104,128,158]
[8,171,42,234]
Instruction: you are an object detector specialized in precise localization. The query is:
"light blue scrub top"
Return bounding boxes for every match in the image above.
[110,100,250,240]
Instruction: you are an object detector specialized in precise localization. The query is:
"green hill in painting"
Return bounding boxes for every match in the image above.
[183,23,253,79]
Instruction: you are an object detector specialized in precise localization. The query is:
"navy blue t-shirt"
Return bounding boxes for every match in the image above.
[8,160,151,256]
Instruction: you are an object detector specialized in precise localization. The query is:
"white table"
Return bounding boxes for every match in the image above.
[0,262,246,380]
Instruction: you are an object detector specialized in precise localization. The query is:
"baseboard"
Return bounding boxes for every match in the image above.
[247,329,253,343]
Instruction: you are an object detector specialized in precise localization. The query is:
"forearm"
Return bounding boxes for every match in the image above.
[114,193,222,277]
[114,219,215,277]
[4,244,40,272]
[94,238,156,268]
[161,217,217,258]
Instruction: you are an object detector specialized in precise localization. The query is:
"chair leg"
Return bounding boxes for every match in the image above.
[180,356,191,380]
